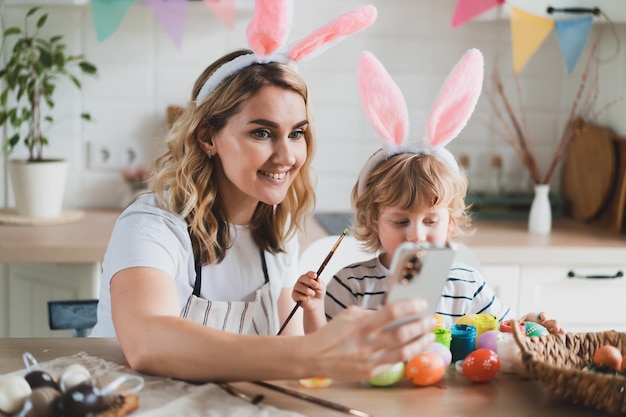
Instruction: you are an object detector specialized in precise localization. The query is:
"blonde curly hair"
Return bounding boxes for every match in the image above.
[149,49,316,264]
[351,153,472,253]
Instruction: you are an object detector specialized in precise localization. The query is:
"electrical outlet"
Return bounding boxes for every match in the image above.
[121,144,142,167]
[89,142,118,170]
[88,142,144,170]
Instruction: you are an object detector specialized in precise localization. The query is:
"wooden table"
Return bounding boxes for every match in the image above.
[0,338,606,417]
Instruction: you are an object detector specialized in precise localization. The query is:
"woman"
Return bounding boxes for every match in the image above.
[90,48,436,382]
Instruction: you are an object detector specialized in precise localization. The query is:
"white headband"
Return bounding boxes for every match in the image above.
[195,1,377,106]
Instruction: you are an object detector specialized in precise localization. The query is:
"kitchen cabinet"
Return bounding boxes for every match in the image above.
[469,220,626,333]
[0,210,119,337]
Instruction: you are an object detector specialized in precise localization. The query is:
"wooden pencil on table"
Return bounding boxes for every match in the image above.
[276,228,348,335]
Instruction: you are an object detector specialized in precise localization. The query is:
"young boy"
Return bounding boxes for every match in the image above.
[292,50,562,334]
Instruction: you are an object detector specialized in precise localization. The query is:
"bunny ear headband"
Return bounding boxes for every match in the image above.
[356,48,484,197]
[196,0,378,105]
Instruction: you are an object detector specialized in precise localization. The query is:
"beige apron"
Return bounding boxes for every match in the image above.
[180,249,276,335]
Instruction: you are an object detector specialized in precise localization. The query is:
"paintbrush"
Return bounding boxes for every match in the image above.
[218,382,265,405]
[276,228,348,335]
[252,381,371,417]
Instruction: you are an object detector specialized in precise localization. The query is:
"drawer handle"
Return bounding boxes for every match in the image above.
[567,270,624,279]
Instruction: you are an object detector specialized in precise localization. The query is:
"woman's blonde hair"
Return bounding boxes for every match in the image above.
[150,49,316,264]
[351,153,472,252]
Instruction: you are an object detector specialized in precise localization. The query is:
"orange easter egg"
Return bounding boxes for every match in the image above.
[405,352,446,386]
[593,345,622,371]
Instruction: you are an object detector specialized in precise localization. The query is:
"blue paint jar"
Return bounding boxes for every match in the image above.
[450,324,477,362]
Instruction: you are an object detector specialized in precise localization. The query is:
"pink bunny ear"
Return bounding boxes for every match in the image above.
[424,48,484,147]
[247,0,293,57]
[358,51,409,146]
[287,5,377,62]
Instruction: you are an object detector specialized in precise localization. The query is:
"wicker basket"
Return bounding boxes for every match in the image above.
[511,321,626,414]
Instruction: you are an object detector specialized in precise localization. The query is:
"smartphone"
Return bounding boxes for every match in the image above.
[382,241,456,330]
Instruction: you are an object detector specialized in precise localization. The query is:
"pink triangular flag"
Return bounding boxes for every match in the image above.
[204,0,237,30]
[452,0,505,27]
[145,0,187,48]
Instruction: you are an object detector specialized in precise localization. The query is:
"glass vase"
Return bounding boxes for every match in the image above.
[528,184,551,235]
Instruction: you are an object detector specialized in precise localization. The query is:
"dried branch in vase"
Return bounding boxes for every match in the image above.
[484,37,621,186]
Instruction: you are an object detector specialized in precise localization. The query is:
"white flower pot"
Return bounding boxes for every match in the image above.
[9,159,69,219]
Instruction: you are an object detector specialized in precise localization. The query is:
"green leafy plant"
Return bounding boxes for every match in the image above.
[0,6,98,161]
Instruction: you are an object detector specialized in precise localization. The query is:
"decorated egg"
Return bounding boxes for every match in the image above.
[56,383,112,417]
[27,386,62,417]
[462,348,500,382]
[477,330,500,352]
[0,374,32,414]
[366,362,405,387]
[405,352,446,386]
[59,364,91,392]
[525,322,549,337]
[424,342,452,367]
[593,345,622,371]
[495,332,521,373]
[299,377,332,388]
[24,370,58,391]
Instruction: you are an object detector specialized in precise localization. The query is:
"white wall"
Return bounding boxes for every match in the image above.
[1,0,625,212]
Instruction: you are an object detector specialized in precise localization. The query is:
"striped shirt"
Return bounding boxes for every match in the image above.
[324,255,513,329]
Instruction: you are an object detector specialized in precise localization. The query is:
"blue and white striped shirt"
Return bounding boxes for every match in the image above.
[324,255,513,329]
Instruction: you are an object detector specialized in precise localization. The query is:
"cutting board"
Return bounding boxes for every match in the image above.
[591,135,626,233]
[561,122,616,221]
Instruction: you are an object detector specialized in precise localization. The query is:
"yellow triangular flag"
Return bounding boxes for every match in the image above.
[510,7,554,73]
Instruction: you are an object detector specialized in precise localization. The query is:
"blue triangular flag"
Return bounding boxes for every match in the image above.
[555,16,593,74]
[91,0,136,42]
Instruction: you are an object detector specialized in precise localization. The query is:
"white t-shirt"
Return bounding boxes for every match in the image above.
[91,194,299,337]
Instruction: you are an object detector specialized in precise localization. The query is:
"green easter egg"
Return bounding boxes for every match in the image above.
[367,362,405,387]
[525,321,549,337]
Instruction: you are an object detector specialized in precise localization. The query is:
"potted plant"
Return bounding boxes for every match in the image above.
[0,6,97,218]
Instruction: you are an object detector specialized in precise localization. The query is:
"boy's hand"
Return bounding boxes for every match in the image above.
[292,271,326,312]
[521,311,564,334]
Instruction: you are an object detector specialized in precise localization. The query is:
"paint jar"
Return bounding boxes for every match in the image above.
[450,324,476,362]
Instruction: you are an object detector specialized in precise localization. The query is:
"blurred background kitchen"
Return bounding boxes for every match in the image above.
[1,0,626,338]
[1,0,624,211]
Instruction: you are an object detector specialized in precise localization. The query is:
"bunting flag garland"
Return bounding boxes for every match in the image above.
[510,7,554,74]
[555,16,593,74]
[451,0,505,27]
[91,0,135,43]
[90,0,238,47]
[145,0,187,48]
[203,0,237,30]
[451,0,597,75]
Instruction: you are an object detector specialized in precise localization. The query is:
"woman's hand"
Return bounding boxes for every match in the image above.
[303,299,436,382]
[292,271,326,313]
[521,311,564,334]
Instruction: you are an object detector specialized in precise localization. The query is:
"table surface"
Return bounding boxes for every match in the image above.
[0,338,610,417]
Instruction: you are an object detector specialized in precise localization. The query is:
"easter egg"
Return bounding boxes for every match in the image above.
[477,330,500,352]
[462,348,500,382]
[424,342,452,367]
[405,352,446,386]
[367,362,405,387]
[59,364,91,392]
[56,383,112,417]
[525,322,549,337]
[28,386,62,417]
[593,345,622,371]
[0,374,32,414]
[299,377,332,388]
[25,370,58,391]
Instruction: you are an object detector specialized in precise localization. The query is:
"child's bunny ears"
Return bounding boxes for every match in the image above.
[196,0,377,104]
[356,48,484,197]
